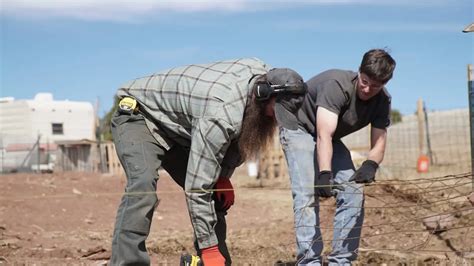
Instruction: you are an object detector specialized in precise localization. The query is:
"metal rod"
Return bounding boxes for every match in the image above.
[468,64,473,190]
[423,103,433,164]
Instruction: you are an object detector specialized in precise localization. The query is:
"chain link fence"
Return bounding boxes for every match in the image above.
[258,106,471,186]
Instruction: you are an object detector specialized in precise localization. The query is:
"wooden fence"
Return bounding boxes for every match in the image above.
[99,142,124,176]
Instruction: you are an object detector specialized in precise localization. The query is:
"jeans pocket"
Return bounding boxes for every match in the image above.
[279,127,303,148]
[112,111,146,129]
[279,127,288,146]
[111,111,131,128]
[121,140,148,178]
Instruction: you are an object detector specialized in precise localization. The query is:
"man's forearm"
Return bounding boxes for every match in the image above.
[367,138,386,164]
[368,128,387,164]
[367,146,385,164]
[317,135,333,171]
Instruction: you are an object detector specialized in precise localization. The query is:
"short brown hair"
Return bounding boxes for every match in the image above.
[359,49,396,84]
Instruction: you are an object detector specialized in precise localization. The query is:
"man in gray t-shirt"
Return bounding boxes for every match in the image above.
[280,49,396,264]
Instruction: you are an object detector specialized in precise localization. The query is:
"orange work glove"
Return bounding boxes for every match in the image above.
[201,245,225,266]
[215,177,234,211]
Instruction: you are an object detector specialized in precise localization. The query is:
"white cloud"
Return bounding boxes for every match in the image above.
[3,0,250,12]
[1,0,250,22]
[1,0,462,22]
[275,19,464,33]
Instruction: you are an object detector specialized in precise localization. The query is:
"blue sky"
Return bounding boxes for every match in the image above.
[1,0,473,116]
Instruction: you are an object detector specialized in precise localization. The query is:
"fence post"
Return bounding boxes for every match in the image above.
[422,103,433,164]
[36,134,41,173]
[417,98,426,155]
[468,64,473,188]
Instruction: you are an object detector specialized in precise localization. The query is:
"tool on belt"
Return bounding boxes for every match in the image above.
[180,253,202,266]
[118,96,138,114]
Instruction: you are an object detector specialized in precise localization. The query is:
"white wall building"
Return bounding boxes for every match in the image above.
[0,93,96,172]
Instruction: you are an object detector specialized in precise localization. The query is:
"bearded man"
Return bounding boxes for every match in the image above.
[109,58,307,265]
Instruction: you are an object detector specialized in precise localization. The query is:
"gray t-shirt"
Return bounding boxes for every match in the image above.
[297,69,391,139]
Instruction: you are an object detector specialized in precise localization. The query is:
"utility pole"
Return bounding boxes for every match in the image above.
[37,133,41,173]
[462,22,473,199]
[469,64,473,186]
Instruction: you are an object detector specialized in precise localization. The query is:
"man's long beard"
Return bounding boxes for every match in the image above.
[238,99,277,161]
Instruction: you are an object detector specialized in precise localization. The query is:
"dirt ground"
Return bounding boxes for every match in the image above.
[1,168,473,265]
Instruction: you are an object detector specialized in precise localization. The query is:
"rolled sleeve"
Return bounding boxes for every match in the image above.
[184,118,234,248]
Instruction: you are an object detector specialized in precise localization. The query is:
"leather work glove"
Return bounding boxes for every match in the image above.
[214,177,234,211]
[349,159,379,184]
[201,245,225,266]
[316,171,344,198]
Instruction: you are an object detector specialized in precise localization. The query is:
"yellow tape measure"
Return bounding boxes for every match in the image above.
[118,97,137,114]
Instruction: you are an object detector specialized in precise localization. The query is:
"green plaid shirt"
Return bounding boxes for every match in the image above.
[117,58,269,247]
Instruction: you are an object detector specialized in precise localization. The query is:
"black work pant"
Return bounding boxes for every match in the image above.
[110,111,231,265]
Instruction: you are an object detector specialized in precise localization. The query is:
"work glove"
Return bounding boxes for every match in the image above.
[214,177,234,211]
[349,160,379,184]
[201,245,225,266]
[316,171,344,198]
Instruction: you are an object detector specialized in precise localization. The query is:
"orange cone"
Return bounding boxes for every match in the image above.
[417,155,430,173]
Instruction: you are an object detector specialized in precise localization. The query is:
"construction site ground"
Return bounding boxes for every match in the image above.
[1,169,473,265]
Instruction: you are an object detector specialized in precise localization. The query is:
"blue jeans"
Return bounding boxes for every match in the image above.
[280,128,364,266]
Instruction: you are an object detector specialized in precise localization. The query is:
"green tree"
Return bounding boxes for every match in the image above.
[100,97,119,141]
[390,108,402,124]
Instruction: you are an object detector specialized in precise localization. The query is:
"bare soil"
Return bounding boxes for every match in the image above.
[1,169,473,265]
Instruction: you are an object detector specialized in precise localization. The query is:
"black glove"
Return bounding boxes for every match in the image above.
[349,160,379,183]
[316,171,344,198]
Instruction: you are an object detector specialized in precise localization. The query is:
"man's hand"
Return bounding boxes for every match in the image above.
[201,245,225,266]
[316,171,344,198]
[349,160,379,183]
[214,177,234,211]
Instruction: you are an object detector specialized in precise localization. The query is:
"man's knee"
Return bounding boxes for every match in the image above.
[119,193,158,233]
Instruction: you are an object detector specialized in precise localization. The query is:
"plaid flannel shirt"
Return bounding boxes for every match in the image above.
[116,57,269,248]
